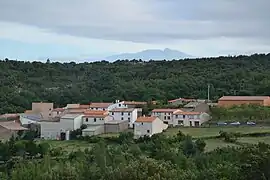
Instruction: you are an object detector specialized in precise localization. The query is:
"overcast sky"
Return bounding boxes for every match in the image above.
[0,0,269,61]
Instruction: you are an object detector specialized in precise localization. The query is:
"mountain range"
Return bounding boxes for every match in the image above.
[105,48,192,61]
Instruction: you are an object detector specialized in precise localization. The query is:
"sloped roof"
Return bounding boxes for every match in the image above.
[0,121,28,131]
[89,102,112,108]
[136,116,157,122]
[184,102,202,108]
[123,101,147,105]
[152,109,182,113]
[61,114,82,119]
[83,110,108,118]
[219,96,270,101]
[110,108,135,112]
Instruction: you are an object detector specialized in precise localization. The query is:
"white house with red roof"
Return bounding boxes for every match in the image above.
[109,108,137,128]
[173,111,210,127]
[151,109,182,126]
[134,116,168,138]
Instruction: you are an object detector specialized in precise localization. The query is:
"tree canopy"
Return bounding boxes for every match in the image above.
[1,53,270,114]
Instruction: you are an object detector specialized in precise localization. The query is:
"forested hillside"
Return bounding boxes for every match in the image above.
[1,53,270,114]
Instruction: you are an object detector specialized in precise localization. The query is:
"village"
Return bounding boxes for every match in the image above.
[1,95,270,141]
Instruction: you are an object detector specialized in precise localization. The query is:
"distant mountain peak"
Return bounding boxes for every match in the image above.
[105,48,192,61]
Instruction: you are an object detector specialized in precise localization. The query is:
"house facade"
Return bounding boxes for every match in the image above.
[134,116,168,139]
[40,114,83,139]
[218,96,270,107]
[151,109,182,126]
[109,108,137,128]
[173,111,210,127]
[82,110,111,126]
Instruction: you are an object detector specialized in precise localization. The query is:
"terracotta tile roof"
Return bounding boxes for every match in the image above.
[152,109,182,113]
[52,108,65,112]
[136,116,157,122]
[110,108,135,112]
[174,111,202,115]
[219,96,270,101]
[0,121,28,131]
[83,110,108,118]
[89,102,112,108]
[79,104,90,109]
[0,114,19,119]
[67,109,87,114]
[123,101,147,105]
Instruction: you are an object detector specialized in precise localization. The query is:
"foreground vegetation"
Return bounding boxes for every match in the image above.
[2,127,270,179]
[1,54,270,114]
[211,104,270,123]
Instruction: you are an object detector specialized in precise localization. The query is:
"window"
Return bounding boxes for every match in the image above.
[103,108,105,111]
[128,112,130,116]
[195,121,200,127]
[112,112,114,115]
[94,118,96,122]
[86,118,88,122]
[119,104,121,107]
[121,117,124,120]
[167,116,171,120]
[147,130,150,133]
[128,117,130,121]
[178,120,183,125]
[164,113,167,115]
[49,108,52,111]
[175,115,178,118]
[141,122,143,125]
[49,113,51,116]
[164,116,167,120]
[121,112,124,115]
[189,121,192,126]
[183,115,186,118]
[164,121,168,124]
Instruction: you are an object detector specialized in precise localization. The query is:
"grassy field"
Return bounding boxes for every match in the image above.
[40,126,270,153]
[44,140,92,152]
[238,136,270,145]
[164,126,270,138]
[204,139,239,152]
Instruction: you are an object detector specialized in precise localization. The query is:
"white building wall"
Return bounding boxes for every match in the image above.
[108,101,127,110]
[82,117,105,126]
[151,112,174,125]
[152,119,168,134]
[109,109,137,128]
[73,115,83,130]
[59,115,83,131]
[134,121,153,138]
[172,113,210,127]
[40,121,62,140]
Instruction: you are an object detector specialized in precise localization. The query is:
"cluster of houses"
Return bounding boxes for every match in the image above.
[1,95,268,141]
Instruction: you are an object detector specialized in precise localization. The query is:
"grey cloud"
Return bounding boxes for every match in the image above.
[0,0,269,44]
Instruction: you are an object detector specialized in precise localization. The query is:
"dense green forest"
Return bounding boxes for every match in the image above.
[1,53,270,114]
[1,131,270,180]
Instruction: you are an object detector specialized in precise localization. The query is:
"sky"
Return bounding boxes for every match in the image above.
[0,0,269,61]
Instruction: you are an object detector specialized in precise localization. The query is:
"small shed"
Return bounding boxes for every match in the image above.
[0,121,28,140]
[82,125,104,137]
[105,120,129,133]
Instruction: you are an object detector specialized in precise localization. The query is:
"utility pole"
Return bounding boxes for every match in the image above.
[207,84,210,102]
